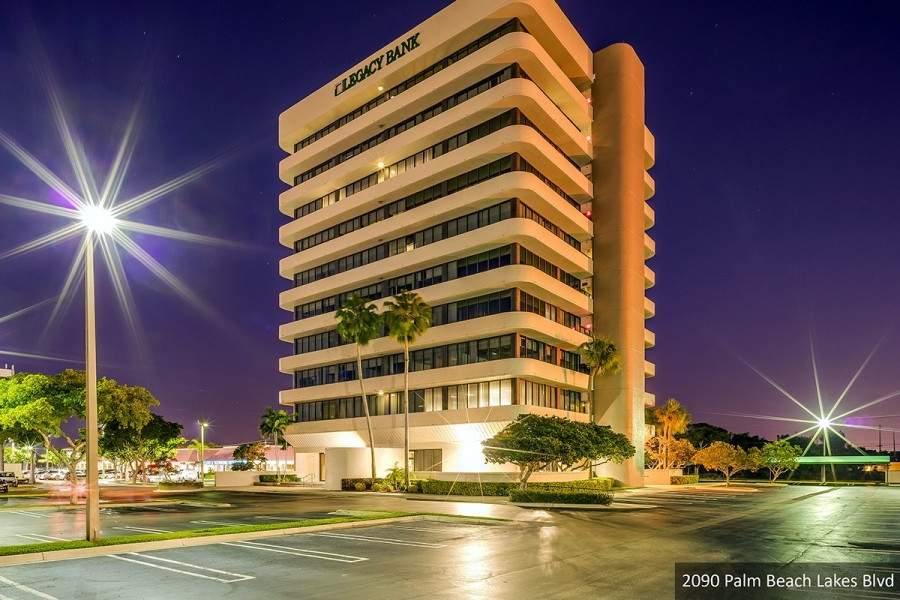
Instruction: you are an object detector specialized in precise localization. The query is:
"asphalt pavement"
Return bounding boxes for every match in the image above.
[0,485,896,599]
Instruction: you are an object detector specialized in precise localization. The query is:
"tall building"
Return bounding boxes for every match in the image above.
[277,0,655,488]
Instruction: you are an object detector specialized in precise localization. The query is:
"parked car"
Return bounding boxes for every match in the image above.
[0,483,7,494]
[0,472,18,487]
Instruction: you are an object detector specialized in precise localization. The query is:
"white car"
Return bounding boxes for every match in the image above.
[0,472,18,487]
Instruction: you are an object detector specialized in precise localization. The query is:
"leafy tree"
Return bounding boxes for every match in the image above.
[578,336,621,424]
[259,407,291,483]
[336,294,381,484]
[760,439,802,481]
[645,398,692,470]
[232,441,266,471]
[646,436,695,469]
[0,370,155,503]
[482,414,634,488]
[383,290,431,491]
[692,441,762,486]
[100,414,184,483]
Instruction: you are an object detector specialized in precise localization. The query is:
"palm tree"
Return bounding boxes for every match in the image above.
[578,335,621,424]
[646,398,691,470]
[578,335,621,477]
[336,294,382,485]
[259,407,291,483]
[383,290,431,491]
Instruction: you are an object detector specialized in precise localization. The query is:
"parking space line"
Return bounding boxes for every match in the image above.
[8,512,47,519]
[190,520,242,527]
[0,574,59,600]
[221,541,368,563]
[389,525,473,534]
[107,553,254,583]
[140,506,178,512]
[113,526,174,534]
[309,532,446,548]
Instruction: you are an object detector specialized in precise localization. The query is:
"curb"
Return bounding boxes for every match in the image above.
[0,515,428,567]
[511,502,656,511]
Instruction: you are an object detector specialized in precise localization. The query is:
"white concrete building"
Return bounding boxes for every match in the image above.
[277,0,656,488]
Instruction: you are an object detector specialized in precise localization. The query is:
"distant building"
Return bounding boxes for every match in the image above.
[0,364,14,379]
[277,0,656,488]
[173,445,295,474]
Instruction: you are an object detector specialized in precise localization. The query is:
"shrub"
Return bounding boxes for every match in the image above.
[341,478,384,491]
[353,482,366,492]
[509,488,613,504]
[259,474,299,484]
[670,474,699,485]
[539,478,614,492]
[416,480,517,496]
[231,462,253,471]
[158,481,202,489]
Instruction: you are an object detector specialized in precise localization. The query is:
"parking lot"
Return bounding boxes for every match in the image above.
[0,486,897,599]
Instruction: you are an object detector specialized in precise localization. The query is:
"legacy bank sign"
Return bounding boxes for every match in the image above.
[334,33,421,97]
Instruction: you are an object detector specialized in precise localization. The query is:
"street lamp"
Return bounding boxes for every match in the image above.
[81,205,116,542]
[198,421,209,484]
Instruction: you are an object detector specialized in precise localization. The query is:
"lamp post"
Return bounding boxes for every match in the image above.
[198,421,209,484]
[79,206,115,542]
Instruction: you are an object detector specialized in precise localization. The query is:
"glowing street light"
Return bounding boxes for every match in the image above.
[0,62,244,541]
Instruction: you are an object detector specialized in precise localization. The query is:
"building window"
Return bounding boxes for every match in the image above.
[413,449,443,472]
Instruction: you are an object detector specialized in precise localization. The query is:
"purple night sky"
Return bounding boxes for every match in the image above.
[1,1,898,447]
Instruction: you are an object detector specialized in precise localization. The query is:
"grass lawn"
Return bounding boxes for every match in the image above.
[0,511,418,557]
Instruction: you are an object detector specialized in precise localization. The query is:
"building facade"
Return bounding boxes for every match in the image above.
[277,0,656,488]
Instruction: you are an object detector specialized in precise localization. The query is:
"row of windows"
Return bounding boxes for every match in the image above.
[291,244,584,324]
[520,246,582,290]
[293,334,515,388]
[293,379,517,422]
[293,201,513,286]
[293,289,515,355]
[293,331,587,389]
[292,377,588,422]
[519,290,583,332]
[292,245,514,321]
[292,19,525,152]
[294,106,520,210]
[292,108,576,221]
[294,65,524,185]
[519,202,580,249]
[292,288,591,356]
[295,155,583,254]
[295,155,515,252]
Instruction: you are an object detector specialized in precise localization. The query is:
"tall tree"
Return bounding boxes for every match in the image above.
[383,290,431,491]
[336,294,382,484]
[259,407,291,483]
[646,398,692,470]
[0,370,156,503]
[577,336,621,424]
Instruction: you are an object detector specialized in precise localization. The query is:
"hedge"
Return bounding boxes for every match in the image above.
[416,480,517,496]
[342,478,384,491]
[157,481,202,489]
[259,474,299,483]
[670,474,699,485]
[414,478,613,496]
[509,488,613,505]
